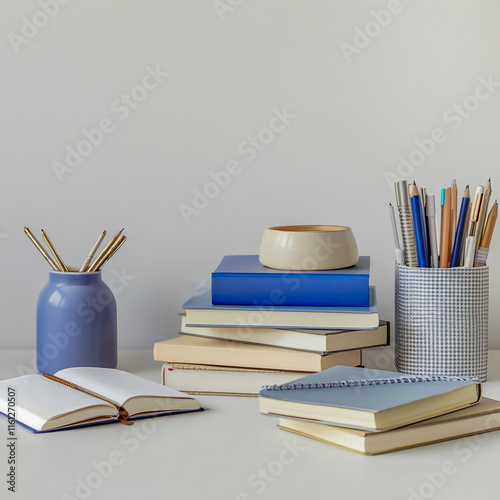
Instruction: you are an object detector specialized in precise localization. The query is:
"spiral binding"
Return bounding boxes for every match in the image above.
[261,374,478,392]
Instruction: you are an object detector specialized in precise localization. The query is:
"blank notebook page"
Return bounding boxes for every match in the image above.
[0,375,113,431]
[55,367,193,406]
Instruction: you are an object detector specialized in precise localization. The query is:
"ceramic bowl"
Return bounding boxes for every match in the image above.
[259,225,358,270]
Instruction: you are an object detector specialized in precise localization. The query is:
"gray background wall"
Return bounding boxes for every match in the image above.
[1,0,499,349]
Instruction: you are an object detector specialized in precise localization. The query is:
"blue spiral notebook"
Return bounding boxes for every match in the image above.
[0,368,203,433]
[259,366,481,431]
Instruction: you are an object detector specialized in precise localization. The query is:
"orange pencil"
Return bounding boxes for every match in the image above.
[440,188,452,268]
[475,201,498,266]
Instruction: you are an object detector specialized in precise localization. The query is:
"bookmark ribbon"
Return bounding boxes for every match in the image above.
[43,373,133,425]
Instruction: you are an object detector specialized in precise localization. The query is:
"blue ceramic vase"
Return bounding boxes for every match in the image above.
[36,271,117,374]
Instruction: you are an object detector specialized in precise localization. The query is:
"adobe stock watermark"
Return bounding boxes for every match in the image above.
[202,235,343,353]
[231,235,342,333]
[61,400,190,500]
[340,0,405,64]
[178,106,296,224]
[16,267,135,378]
[385,74,500,189]
[7,0,71,54]
[235,437,306,499]
[213,0,245,21]
[406,410,500,500]
[52,65,169,183]
[6,387,17,494]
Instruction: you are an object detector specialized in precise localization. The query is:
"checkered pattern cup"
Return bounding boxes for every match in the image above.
[395,264,489,382]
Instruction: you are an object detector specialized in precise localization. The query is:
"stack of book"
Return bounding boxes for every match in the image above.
[154,255,389,396]
[260,366,500,455]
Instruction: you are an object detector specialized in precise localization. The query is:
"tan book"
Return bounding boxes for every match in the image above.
[153,335,362,372]
[278,397,500,455]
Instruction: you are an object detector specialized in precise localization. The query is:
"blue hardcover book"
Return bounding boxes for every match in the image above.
[211,255,370,307]
[259,366,481,431]
[0,368,203,433]
[183,287,379,330]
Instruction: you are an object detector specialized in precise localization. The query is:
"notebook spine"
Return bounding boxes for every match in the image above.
[262,374,477,392]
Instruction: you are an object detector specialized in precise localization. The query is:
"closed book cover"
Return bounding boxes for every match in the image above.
[183,287,379,330]
[259,366,481,431]
[211,255,370,306]
[153,335,362,372]
[180,315,389,353]
[162,363,312,397]
[278,398,500,455]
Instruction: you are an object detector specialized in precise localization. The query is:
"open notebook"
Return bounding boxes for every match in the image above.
[0,367,202,433]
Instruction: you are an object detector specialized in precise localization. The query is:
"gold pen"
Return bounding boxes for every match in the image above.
[474,179,491,256]
[475,200,498,266]
[94,235,127,271]
[24,227,60,271]
[87,228,124,272]
[41,229,68,272]
[468,186,484,237]
[79,230,107,272]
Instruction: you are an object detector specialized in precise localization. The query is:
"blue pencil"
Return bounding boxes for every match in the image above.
[450,186,471,267]
[411,184,429,267]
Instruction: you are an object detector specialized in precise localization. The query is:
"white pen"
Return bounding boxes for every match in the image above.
[389,203,404,265]
[395,248,405,265]
[426,195,439,268]
[80,230,107,272]
[464,236,476,268]
[389,204,401,245]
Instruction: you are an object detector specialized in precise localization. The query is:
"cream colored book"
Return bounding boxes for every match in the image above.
[182,288,379,330]
[180,315,389,353]
[154,335,362,372]
[0,368,201,433]
[162,363,311,397]
[278,398,500,455]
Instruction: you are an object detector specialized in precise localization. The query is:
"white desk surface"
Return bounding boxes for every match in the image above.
[1,349,500,500]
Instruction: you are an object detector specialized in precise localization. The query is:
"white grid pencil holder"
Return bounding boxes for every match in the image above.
[395,264,489,382]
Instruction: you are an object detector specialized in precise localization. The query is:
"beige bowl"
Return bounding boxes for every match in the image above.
[259,225,359,270]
